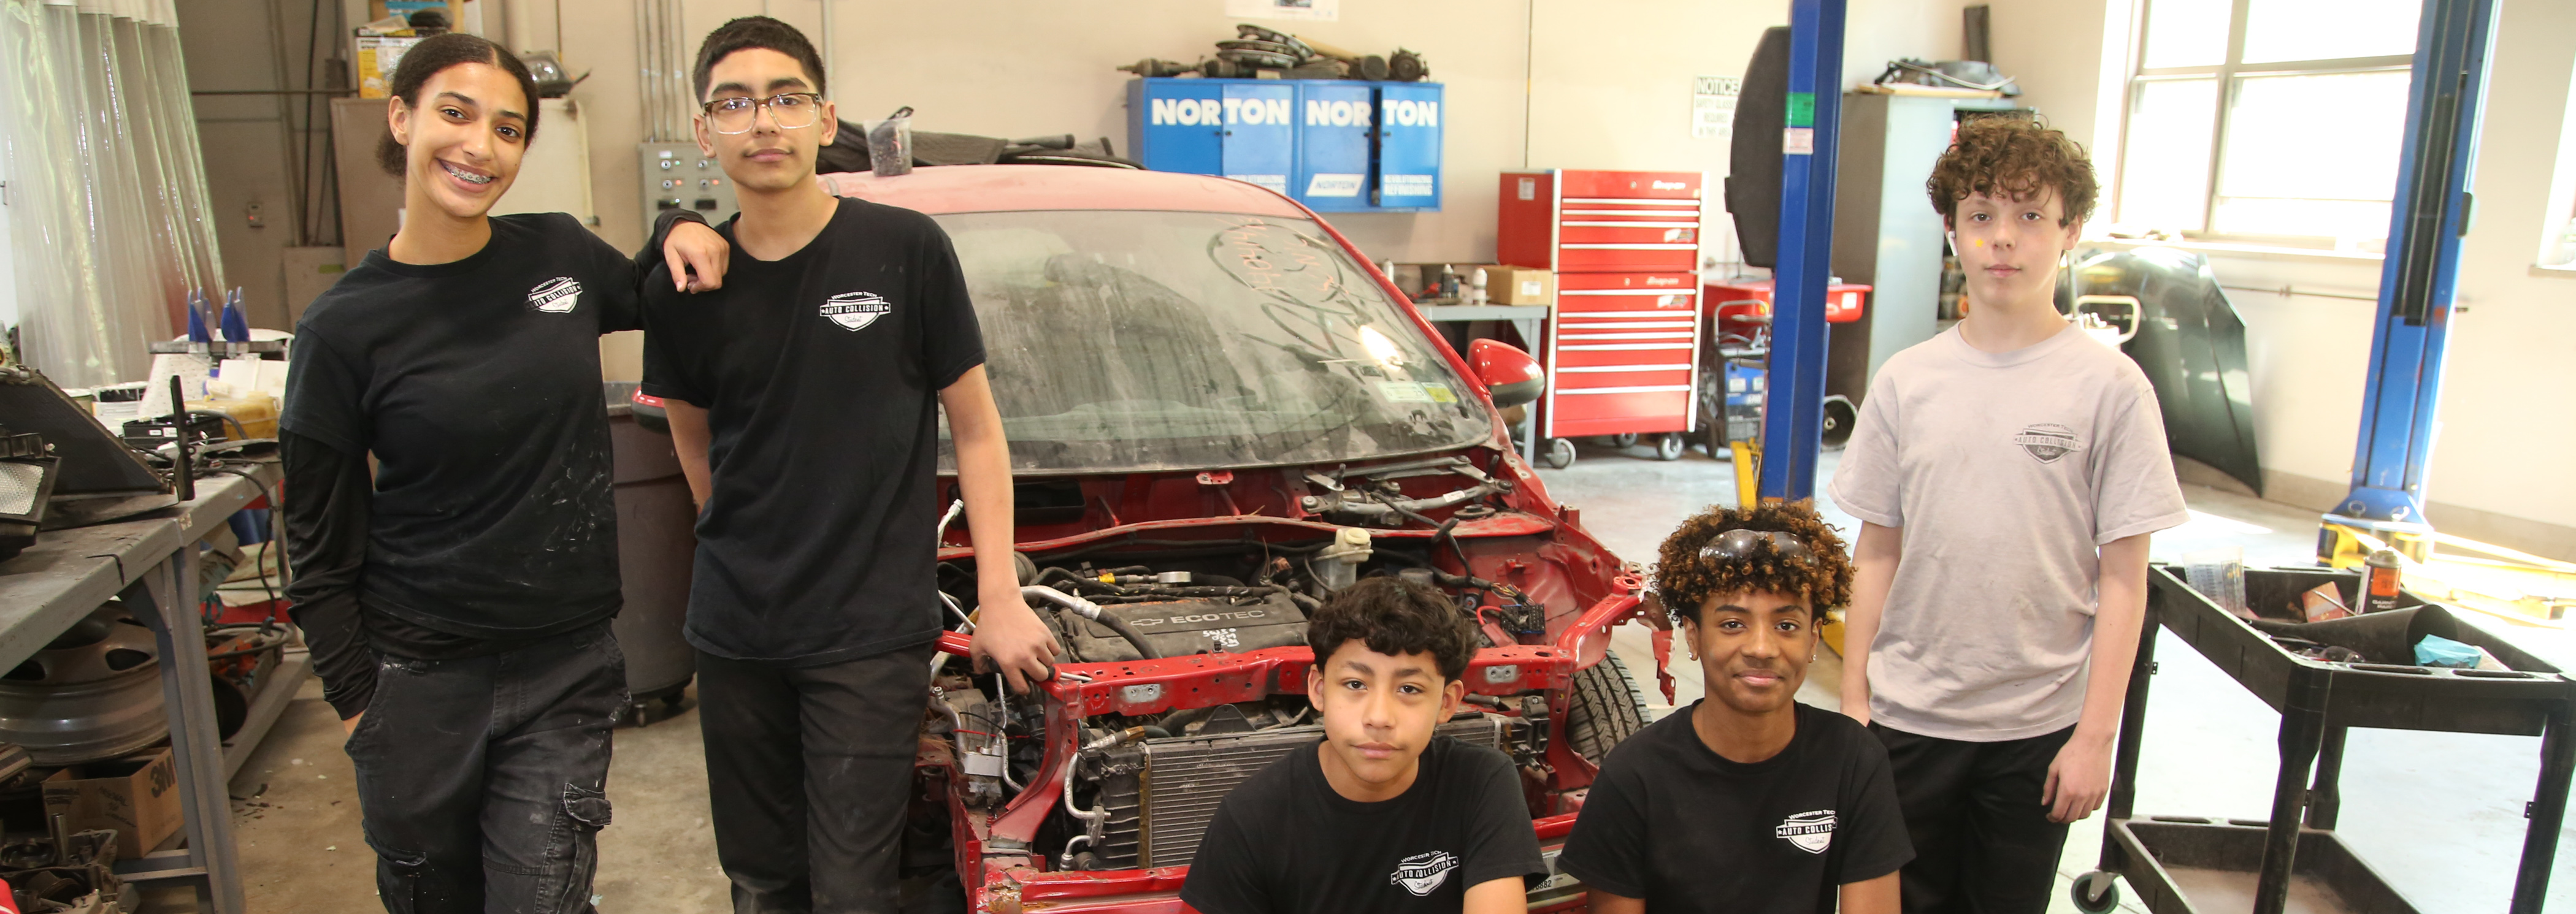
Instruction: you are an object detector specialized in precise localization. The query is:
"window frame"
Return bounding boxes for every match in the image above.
[2112,0,2417,248]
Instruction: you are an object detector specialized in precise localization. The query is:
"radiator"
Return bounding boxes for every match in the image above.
[1092,714,1508,870]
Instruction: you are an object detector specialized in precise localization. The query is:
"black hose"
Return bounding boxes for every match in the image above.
[1095,613,1162,660]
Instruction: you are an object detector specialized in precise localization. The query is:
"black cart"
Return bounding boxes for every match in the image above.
[2073,565,2576,914]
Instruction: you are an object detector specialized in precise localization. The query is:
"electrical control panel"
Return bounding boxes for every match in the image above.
[637,142,737,240]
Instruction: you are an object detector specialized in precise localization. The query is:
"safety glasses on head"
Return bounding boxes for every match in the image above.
[1698,528,1814,566]
[702,92,822,134]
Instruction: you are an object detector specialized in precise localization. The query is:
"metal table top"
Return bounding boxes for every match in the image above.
[0,460,278,672]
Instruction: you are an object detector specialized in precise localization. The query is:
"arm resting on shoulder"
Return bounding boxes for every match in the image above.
[280,432,375,729]
[1839,521,1903,726]
[641,208,729,294]
[2046,531,2153,823]
[941,365,1060,693]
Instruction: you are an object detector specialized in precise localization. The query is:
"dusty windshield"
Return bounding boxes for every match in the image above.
[934,210,1493,473]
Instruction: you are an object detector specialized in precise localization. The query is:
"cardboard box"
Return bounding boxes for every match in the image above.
[42,750,181,860]
[353,36,424,99]
[1485,266,1554,305]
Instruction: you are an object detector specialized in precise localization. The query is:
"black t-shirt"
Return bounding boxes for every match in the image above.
[640,197,986,665]
[1180,736,1547,914]
[1558,702,1912,913]
[282,213,642,638]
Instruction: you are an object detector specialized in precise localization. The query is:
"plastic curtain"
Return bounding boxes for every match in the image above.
[0,0,221,388]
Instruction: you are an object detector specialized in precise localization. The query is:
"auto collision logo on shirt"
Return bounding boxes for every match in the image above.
[2012,423,2085,465]
[1389,850,1459,896]
[527,276,582,313]
[1775,809,1836,854]
[820,291,893,331]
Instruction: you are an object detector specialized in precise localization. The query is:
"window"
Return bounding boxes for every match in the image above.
[2114,0,2421,249]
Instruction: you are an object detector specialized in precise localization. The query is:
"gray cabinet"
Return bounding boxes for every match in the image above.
[1827,93,2025,401]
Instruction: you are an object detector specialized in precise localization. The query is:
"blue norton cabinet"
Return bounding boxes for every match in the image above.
[1127,78,1443,213]
[1374,82,1443,210]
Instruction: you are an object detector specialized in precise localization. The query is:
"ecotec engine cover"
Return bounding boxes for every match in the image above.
[1059,591,1309,662]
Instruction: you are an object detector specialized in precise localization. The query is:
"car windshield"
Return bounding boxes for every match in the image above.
[933,209,1494,474]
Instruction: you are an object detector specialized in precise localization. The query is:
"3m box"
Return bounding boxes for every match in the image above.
[43,749,180,860]
[1485,267,1554,305]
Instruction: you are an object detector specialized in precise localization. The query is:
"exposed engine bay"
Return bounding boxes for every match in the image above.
[916,451,1658,913]
[925,487,1581,875]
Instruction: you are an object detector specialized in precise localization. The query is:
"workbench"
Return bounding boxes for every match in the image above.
[1415,303,1551,464]
[0,459,294,914]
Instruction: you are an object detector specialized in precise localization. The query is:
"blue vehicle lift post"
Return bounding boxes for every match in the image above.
[1755,0,1847,503]
[2320,0,2499,563]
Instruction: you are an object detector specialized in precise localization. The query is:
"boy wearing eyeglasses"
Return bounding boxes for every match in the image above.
[1557,502,1909,914]
[637,17,1060,912]
[1828,116,2188,913]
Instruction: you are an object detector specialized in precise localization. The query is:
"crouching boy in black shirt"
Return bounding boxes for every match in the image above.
[1558,502,1911,913]
[1181,577,1546,914]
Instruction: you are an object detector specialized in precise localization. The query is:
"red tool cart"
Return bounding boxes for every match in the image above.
[1498,169,1708,468]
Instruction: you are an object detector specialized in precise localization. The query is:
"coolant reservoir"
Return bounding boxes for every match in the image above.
[1315,527,1373,592]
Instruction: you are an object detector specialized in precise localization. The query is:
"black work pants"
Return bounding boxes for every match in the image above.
[699,644,936,914]
[346,623,626,914]
[1871,723,2075,914]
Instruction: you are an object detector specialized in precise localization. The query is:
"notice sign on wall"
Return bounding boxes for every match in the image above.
[1693,75,1741,140]
[1225,0,1338,21]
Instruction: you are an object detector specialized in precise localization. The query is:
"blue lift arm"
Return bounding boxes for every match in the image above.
[1756,0,1847,503]
[2321,0,2499,559]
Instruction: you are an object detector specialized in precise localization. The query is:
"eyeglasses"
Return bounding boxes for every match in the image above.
[701,93,824,134]
[1698,528,1814,565]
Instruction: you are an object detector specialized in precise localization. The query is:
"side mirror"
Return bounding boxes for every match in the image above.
[1468,339,1544,409]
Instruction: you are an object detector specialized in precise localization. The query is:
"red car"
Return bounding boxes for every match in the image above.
[820,166,1667,913]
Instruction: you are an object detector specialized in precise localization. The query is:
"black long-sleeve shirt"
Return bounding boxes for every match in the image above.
[284,210,703,719]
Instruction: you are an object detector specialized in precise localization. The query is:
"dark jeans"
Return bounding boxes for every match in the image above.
[1871,723,2075,914]
[346,623,626,914]
[699,644,936,914]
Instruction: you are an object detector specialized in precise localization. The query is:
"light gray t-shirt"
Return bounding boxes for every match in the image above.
[1828,324,2189,742]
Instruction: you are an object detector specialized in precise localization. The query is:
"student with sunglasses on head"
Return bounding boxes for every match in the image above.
[1558,502,1910,914]
[280,32,731,913]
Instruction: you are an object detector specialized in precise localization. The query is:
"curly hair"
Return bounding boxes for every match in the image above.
[1307,577,1479,683]
[1653,501,1854,625]
[1927,115,2097,228]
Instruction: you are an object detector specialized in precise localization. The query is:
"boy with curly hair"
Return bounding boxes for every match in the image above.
[1558,501,1910,914]
[1829,115,2188,912]
[1181,576,1547,914]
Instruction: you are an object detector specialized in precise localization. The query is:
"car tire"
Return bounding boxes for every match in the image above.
[1544,438,1577,469]
[1566,652,1650,765]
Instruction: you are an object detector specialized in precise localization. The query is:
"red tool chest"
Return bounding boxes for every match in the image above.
[1497,170,1709,448]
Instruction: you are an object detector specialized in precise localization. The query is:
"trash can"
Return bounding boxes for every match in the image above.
[605,382,697,724]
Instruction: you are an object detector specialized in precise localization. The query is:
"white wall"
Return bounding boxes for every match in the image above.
[1985,0,2576,558]
[481,0,1968,259]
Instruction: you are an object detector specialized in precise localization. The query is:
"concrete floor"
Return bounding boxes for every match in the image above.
[215,441,2576,913]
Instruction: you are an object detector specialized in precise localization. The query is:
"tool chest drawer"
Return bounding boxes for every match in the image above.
[1497,170,1708,274]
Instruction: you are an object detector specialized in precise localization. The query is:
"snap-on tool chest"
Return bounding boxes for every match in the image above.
[1497,170,1708,441]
